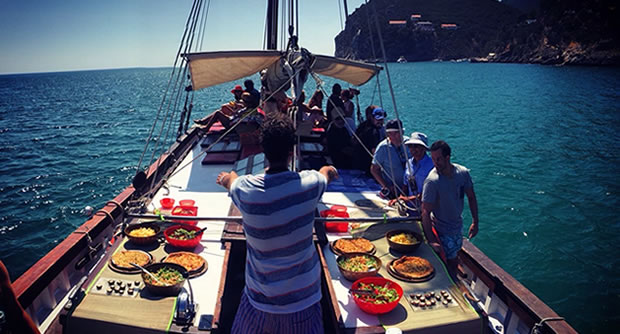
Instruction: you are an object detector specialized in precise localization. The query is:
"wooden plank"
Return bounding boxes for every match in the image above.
[317,244,342,331]
[460,240,577,333]
[212,242,232,332]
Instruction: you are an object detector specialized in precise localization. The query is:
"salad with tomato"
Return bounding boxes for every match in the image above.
[353,282,399,304]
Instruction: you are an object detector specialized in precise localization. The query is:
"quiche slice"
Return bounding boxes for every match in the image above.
[164,252,206,272]
[111,250,151,269]
[391,256,434,279]
[333,238,374,254]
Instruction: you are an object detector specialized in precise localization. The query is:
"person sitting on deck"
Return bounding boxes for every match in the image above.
[305,89,326,128]
[421,140,479,281]
[307,89,324,110]
[215,112,338,334]
[195,92,264,133]
[370,119,409,199]
[388,132,434,210]
[352,106,386,174]
[194,84,245,125]
[244,79,261,104]
[325,115,354,169]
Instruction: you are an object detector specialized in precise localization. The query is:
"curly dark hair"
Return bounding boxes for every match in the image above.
[260,112,296,163]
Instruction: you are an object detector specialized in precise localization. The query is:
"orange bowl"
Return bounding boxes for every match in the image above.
[164,225,203,249]
[351,277,403,315]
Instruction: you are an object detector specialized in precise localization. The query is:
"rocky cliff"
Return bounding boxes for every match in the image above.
[334,0,619,65]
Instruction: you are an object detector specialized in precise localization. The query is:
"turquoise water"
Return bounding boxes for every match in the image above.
[0,64,618,333]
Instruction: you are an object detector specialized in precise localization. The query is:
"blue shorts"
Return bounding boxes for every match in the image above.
[438,233,463,259]
[231,291,323,334]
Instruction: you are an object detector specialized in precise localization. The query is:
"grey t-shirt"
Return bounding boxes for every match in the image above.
[371,137,409,188]
[422,163,473,236]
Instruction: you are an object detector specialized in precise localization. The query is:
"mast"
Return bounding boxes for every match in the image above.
[266,0,278,50]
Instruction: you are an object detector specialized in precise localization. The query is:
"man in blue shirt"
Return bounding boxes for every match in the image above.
[389,132,434,209]
[370,119,409,199]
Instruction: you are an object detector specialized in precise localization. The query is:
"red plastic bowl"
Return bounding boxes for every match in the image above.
[331,205,347,212]
[160,197,175,209]
[164,225,204,249]
[171,206,198,226]
[320,209,349,232]
[351,277,403,315]
[179,199,195,208]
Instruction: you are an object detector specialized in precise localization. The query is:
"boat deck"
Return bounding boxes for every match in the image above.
[59,131,483,334]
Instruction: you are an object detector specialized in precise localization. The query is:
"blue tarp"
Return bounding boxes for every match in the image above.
[326,169,381,193]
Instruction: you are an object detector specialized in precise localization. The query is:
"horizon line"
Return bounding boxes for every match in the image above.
[0,65,177,77]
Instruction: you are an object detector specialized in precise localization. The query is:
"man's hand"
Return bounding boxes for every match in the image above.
[216,171,238,190]
[468,221,478,239]
[319,165,339,184]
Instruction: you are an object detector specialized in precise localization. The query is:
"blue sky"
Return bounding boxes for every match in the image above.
[0,0,366,74]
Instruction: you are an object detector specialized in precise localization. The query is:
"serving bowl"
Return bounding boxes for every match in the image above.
[178,199,195,208]
[142,262,187,296]
[164,225,204,249]
[125,222,161,245]
[351,276,403,315]
[159,197,175,209]
[386,229,422,253]
[320,208,349,232]
[336,252,382,281]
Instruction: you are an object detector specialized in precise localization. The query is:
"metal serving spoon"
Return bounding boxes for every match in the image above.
[131,262,164,285]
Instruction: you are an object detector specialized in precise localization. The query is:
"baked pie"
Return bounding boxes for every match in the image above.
[391,256,433,279]
[333,238,374,254]
[164,252,206,272]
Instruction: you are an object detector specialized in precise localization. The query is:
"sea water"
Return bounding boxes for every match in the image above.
[0,63,618,333]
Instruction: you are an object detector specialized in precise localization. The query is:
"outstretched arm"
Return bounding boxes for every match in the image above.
[216,171,238,191]
[465,187,479,239]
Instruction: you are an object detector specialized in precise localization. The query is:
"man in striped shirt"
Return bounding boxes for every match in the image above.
[216,112,338,334]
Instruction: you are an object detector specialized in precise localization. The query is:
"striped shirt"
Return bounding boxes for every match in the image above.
[230,170,328,314]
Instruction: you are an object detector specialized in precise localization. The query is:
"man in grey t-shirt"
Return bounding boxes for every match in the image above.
[421,140,479,280]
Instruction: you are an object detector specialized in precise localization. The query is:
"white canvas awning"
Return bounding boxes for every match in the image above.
[183,50,381,91]
[184,50,282,91]
[311,55,381,86]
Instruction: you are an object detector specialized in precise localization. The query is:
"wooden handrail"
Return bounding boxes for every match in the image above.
[460,240,577,333]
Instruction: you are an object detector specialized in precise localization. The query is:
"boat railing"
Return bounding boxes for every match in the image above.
[12,127,203,329]
[459,240,577,334]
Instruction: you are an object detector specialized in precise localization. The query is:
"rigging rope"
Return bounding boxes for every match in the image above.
[369,0,411,197]
[135,0,200,176]
[364,0,383,107]
[310,72,404,196]
[146,0,204,192]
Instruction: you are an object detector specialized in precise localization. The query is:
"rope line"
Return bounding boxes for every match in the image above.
[135,0,200,175]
